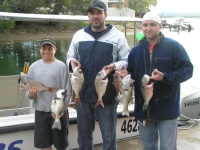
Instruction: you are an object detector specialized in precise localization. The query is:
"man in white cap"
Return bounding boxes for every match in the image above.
[126,12,193,149]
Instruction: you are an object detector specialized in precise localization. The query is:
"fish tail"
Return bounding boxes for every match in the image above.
[95,99,104,108]
[122,106,130,116]
[74,97,81,105]
[52,119,61,130]
[122,109,130,117]
[143,104,148,111]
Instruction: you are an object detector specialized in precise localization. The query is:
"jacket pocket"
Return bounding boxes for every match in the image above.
[155,57,172,72]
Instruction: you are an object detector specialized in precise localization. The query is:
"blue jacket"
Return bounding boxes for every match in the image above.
[127,32,193,120]
[67,24,130,103]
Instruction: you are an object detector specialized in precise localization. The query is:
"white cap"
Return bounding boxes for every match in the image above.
[142,12,161,24]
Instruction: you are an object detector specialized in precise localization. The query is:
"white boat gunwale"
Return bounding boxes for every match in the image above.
[0,108,135,135]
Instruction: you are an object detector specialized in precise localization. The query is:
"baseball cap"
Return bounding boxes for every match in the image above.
[39,36,56,49]
[142,12,161,24]
[87,0,107,12]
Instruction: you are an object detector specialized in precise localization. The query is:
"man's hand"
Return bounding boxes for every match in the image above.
[114,66,128,78]
[102,63,115,75]
[150,68,164,81]
[28,87,37,99]
[70,59,81,71]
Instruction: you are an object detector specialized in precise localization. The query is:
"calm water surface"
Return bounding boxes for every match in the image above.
[0,33,73,76]
[161,18,200,90]
[0,18,200,91]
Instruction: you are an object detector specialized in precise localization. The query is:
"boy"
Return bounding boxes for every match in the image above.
[27,36,72,150]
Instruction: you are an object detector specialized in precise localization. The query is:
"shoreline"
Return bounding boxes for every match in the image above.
[0,32,76,41]
[0,30,136,41]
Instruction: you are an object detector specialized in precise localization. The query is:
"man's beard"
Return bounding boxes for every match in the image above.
[91,19,104,29]
[91,23,102,29]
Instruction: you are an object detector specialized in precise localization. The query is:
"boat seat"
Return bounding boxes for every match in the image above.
[0,75,20,109]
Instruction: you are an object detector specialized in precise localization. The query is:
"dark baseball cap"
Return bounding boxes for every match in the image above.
[87,0,107,12]
[39,36,56,49]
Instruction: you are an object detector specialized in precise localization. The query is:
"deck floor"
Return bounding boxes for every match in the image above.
[94,123,200,150]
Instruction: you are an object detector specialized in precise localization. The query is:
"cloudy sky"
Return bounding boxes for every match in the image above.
[151,0,200,13]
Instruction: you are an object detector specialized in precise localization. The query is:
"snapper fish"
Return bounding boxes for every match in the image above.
[70,66,84,105]
[119,74,135,116]
[94,70,108,108]
[51,89,66,130]
[141,74,154,111]
[113,71,122,100]
[21,80,54,92]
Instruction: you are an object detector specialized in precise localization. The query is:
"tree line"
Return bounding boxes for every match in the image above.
[0,0,157,33]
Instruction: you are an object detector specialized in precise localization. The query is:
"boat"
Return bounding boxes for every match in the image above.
[0,73,139,150]
[161,17,193,32]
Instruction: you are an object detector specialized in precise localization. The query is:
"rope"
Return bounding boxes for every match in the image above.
[178,114,200,130]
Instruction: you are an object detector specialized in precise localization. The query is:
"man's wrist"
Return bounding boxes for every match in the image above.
[110,63,115,69]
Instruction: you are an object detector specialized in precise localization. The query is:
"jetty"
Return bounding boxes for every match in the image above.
[162,17,193,32]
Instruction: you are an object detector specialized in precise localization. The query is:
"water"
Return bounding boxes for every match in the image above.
[161,18,200,91]
[0,32,135,76]
[0,33,73,76]
[0,18,200,91]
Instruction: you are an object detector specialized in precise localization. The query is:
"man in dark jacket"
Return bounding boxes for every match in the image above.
[127,12,193,150]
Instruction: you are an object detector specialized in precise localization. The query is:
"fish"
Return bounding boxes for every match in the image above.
[51,89,66,130]
[119,74,135,116]
[141,74,154,111]
[94,70,108,108]
[70,66,84,104]
[21,80,54,92]
[113,71,122,100]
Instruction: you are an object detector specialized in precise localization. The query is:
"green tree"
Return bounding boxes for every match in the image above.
[0,0,15,33]
[7,0,45,13]
[4,0,72,14]
[129,0,157,17]
[67,0,91,15]
[44,0,72,14]
[0,0,11,11]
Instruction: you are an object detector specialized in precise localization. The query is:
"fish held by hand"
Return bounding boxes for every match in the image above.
[70,66,84,105]
[119,74,135,116]
[21,80,54,92]
[51,89,66,130]
[94,70,108,108]
[141,74,154,111]
[113,71,122,100]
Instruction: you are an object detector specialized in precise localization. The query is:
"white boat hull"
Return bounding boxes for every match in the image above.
[0,105,139,150]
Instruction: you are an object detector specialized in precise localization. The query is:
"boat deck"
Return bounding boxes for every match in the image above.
[94,123,200,150]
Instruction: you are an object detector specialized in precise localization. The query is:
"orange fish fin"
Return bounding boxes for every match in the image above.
[52,114,56,120]
[95,99,104,108]
[74,97,81,105]
[48,88,54,92]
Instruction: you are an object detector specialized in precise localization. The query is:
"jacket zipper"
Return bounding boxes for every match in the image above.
[147,47,154,119]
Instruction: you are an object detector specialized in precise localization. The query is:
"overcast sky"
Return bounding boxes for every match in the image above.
[151,0,200,13]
